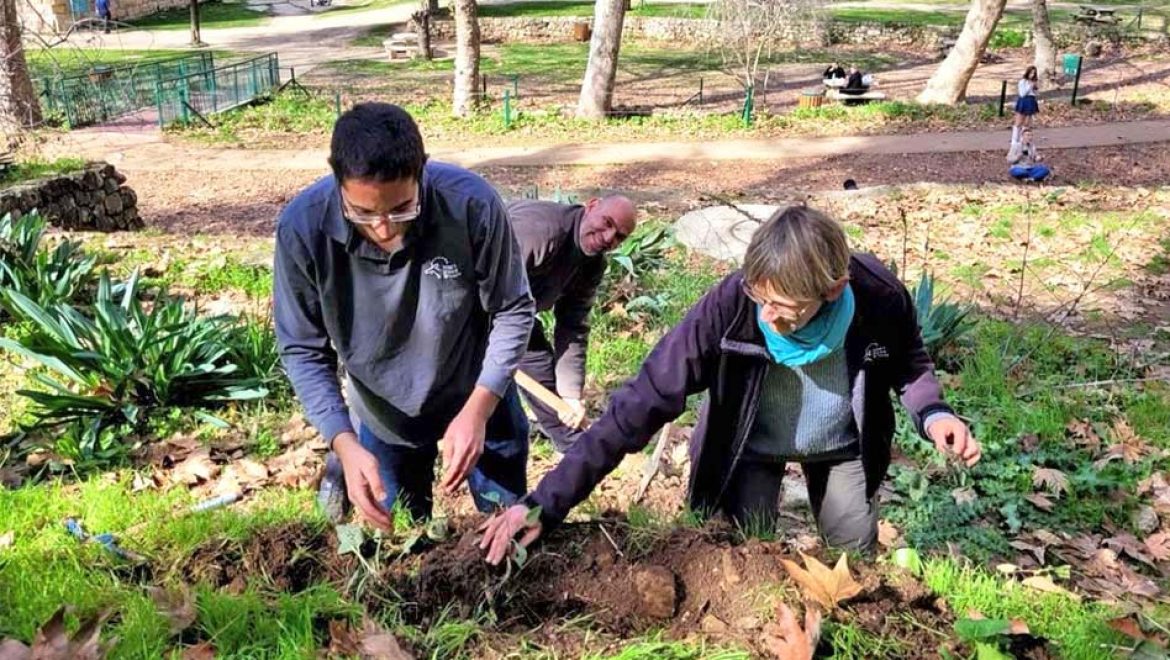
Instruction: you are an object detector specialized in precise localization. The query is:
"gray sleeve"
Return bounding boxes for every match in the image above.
[273,222,354,444]
[472,195,536,398]
[552,259,605,399]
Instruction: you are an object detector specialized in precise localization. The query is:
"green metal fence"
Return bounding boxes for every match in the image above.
[155,53,281,128]
[39,52,216,128]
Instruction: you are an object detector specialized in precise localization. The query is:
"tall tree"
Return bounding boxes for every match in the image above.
[0,0,41,138]
[452,0,480,116]
[1031,0,1057,81]
[917,0,1007,104]
[577,0,627,119]
[189,0,204,46]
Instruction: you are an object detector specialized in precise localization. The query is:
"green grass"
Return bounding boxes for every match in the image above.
[829,6,1074,29]
[313,0,412,16]
[923,558,1125,660]
[587,635,750,660]
[180,255,274,300]
[479,0,708,19]
[26,48,240,79]
[129,1,268,30]
[0,157,87,188]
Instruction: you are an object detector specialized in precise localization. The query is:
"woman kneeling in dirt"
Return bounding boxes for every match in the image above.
[481,206,981,562]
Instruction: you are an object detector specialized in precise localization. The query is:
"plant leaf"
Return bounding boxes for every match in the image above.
[762,602,820,660]
[146,585,196,636]
[779,552,863,610]
[1020,575,1082,602]
[1144,532,1170,562]
[336,524,364,557]
[1032,467,1070,496]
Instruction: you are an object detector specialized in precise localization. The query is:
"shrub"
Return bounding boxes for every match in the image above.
[0,272,273,459]
[0,211,95,315]
[910,271,975,360]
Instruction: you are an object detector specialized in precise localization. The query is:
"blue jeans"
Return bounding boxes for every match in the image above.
[357,385,529,521]
[1010,164,1050,182]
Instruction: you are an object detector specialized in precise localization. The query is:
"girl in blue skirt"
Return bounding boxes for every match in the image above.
[1012,66,1040,146]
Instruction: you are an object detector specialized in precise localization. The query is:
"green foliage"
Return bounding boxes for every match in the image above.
[129,1,269,30]
[0,272,275,461]
[183,255,274,299]
[607,224,672,283]
[0,211,96,314]
[989,29,1027,49]
[910,271,975,360]
[479,0,708,18]
[0,158,87,187]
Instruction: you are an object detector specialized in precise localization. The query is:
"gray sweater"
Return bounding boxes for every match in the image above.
[746,350,859,460]
[507,199,607,400]
[273,163,535,447]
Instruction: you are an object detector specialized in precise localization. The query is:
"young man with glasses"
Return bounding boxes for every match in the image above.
[274,103,535,528]
[508,195,638,453]
[480,206,979,563]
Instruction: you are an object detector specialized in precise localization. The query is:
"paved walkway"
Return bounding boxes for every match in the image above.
[49,118,1170,172]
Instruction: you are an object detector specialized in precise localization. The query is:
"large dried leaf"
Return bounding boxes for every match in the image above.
[1144,532,1170,562]
[180,642,215,660]
[357,618,413,660]
[0,639,31,660]
[779,552,863,610]
[1024,493,1055,512]
[1032,467,1069,496]
[1020,575,1081,602]
[21,607,112,660]
[171,448,218,487]
[1104,533,1156,568]
[877,520,901,548]
[147,585,196,636]
[762,603,821,660]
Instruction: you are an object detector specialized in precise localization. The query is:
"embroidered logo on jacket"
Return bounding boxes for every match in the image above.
[864,343,889,363]
[423,257,461,280]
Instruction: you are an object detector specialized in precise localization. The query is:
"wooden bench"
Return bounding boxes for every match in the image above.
[383,33,418,60]
[1074,6,1120,24]
[827,89,887,104]
[0,151,15,174]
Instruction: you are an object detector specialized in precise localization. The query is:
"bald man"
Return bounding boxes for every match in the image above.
[508,195,638,453]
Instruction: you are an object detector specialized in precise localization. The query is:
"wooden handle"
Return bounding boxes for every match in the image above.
[514,370,573,416]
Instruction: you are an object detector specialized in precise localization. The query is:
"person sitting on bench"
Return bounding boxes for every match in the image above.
[823,62,846,80]
[841,66,868,96]
[1008,128,1050,182]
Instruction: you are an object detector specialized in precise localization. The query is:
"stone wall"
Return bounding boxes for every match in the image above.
[432,15,829,49]
[0,163,142,232]
[19,0,209,35]
[827,21,954,49]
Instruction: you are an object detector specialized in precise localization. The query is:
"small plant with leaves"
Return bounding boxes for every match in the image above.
[608,224,671,282]
[909,271,974,360]
[0,211,96,316]
[0,272,271,460]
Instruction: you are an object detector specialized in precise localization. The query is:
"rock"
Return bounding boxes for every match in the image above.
[80,169,101,190]
[1134,506,1160,535]
[733,616,761,631]
[103,177,118,193]
[104,193,124,214]
[674,204,787,262]
[632,565,677,619]
[700,614,729,634]
[120,188,137,208]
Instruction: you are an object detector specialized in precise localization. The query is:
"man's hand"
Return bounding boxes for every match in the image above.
[558,398,588,430]
[479,503,543,565]
[333,433,392,530]
[440,387,498,494]
[927,416,981,467]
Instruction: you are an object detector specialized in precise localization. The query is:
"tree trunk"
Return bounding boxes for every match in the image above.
[427,0,439,11]
[452,0,480,116]
[577,0,627,119]
[917,0,1007,104]
[0,0,41,137]
[412,9,433,60]
[1031,0,1057,81]
[189,0,203,46]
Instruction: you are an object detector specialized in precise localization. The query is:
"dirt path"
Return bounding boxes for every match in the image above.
[46,118,1170,172]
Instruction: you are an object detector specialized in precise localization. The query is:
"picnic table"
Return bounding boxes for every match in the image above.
[0,151,14,174]
[1074,5,1121,24]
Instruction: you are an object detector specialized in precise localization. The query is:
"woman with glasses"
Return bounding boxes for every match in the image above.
[480,206,979,563]
[273,102,535,530]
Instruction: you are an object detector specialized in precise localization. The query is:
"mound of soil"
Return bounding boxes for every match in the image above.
[184,522,352,594]
[383,517,969,658]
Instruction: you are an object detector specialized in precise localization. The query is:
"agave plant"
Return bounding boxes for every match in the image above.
[608,224,672,281]
[0,211,96,314]
[910,271,974,359]
[0,271,270,457]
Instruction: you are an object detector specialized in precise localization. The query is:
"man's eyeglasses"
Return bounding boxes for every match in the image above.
[339,187,421,226]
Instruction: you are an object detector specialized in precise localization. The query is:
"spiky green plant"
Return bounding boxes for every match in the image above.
[0,211,95,314]
[910,271,974,359]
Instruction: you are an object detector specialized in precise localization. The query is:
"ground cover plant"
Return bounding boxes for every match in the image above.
[0,178,1167,658]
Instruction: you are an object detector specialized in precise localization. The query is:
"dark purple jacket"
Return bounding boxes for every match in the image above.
[527,254,954,524]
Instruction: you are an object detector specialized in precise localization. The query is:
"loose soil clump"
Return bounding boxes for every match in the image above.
[184,522,352,593]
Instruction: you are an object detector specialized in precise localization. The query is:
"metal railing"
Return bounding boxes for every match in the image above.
[38,51,216,128]
[154,53,281,127]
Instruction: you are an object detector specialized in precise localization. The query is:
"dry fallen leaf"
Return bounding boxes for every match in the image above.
[1065,420,1101,452]
[1032,467,1070,496]
[20,606,112,660]
[877,520,901,548]
[181,641,216,660]
[1021,575,1082,602]
[147,585,197,636]
[951,486,978,506]
[1104,533,1156,568]
[1024,493,1055,511]
[762,603,821,660]
[358,617,413,660]
[0,639,30,660]
[1143,532,1170,562]
[171,448,219,487]
[0,531,13,550]
[780,552,863,610]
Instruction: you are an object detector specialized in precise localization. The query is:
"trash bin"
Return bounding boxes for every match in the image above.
[799,88,825,109]
[1062,53,1082,76]
[572,22,591,42]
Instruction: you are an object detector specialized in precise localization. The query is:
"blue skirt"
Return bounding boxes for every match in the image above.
[1015,96,1039,115]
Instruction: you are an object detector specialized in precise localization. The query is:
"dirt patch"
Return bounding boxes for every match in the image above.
[384,517,972,658]
[184,522,352,593]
